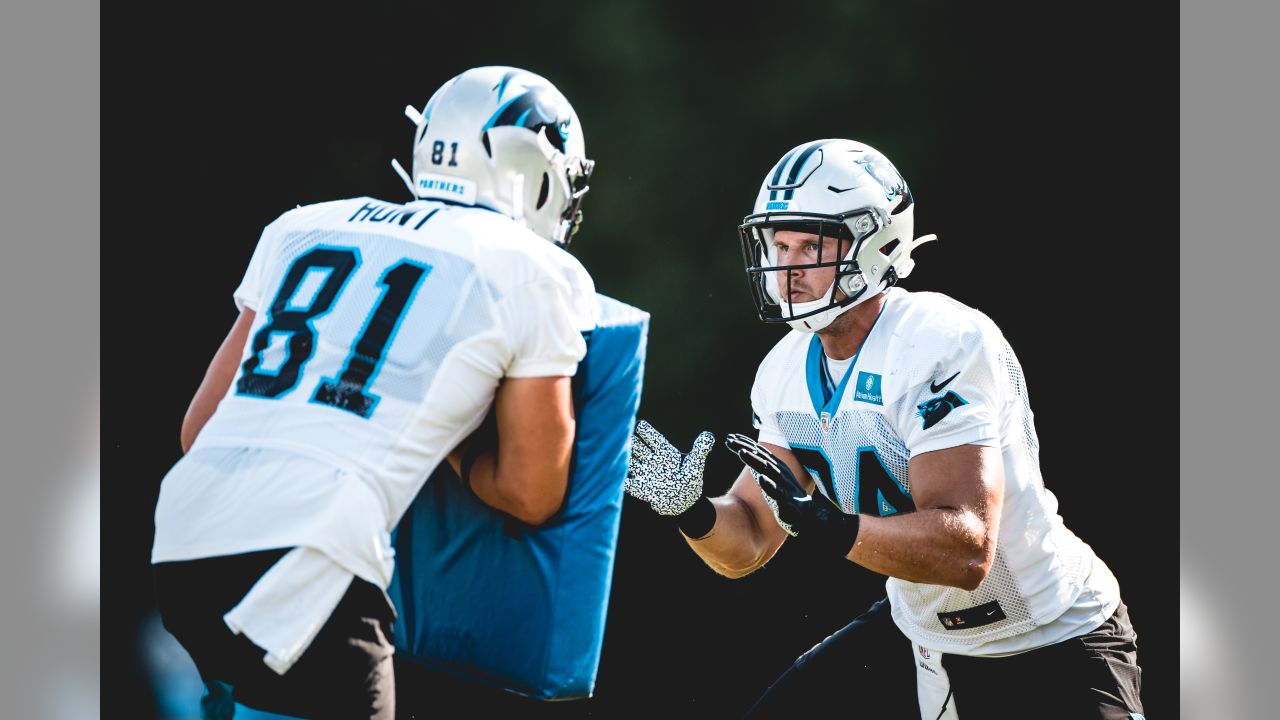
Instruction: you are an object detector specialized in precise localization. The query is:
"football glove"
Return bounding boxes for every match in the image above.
[625,421,718,537]
[724,433,860,558]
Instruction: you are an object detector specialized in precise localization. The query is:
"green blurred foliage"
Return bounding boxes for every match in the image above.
[177,0,952,473]
[365,0,955,462]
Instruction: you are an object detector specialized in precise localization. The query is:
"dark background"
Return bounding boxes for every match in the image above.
[107,1,1176,717]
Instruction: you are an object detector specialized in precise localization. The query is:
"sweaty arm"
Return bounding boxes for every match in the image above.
[446,375,575,527]
[683,441,806,579]
[847,444,1004,590]
[180,308,256,453]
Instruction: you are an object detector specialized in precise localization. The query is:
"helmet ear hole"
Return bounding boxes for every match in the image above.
[879,239,900,256]
[536,173,550,210]
[542,124,566,153]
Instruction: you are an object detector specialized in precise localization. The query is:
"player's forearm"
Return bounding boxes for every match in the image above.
[848,508,995,590]
[465,376,574,525]
[467,449,570,526]
[684,494,782,579]
[181,360,237,452]
[182,309,256,453]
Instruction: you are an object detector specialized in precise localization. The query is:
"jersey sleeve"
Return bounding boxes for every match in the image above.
[232,212,289,313]
[895,327,1005,456]
[499,276,595,378]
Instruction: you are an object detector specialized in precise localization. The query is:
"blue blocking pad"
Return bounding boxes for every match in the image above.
[387,294,649,699]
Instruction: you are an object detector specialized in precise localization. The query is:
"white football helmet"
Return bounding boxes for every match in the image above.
[738,139,937,332]
[391,66,594,246]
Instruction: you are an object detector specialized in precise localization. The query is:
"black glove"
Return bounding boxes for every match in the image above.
[724,433,860,558]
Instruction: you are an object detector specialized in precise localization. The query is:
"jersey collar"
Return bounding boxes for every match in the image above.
[803,297,890,420]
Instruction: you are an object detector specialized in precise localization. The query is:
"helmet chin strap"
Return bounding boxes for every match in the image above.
[390,158,415,197]
[391,104,427,199]
[403,104,425,126]
[894,233,938,279]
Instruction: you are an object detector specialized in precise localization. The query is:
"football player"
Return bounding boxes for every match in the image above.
[624,140,1144,719]
[150,66,597,719]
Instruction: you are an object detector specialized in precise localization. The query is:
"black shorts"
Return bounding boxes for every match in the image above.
[153,548,397,720]
[745,597,1144,720]
[943,602,1144,720]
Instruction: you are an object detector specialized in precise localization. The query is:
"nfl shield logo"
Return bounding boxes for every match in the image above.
[819,411,832,432]
[917,645,930,659]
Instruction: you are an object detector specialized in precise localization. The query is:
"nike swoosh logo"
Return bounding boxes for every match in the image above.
[986,609,997,616]
[930,372,960,394]
[827,185,858,193]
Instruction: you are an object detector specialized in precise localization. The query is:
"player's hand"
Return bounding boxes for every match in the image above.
[723,433,806,535]
[625,420,715,516]
[724,433,860,557]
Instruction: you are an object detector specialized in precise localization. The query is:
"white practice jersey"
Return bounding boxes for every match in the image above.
[751,287,1118,656]
[152,197,598,589]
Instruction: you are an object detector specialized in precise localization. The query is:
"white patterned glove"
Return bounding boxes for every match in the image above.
[624,420,715,516]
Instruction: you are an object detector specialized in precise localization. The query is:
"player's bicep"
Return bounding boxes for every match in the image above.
[907,444,1004,535]
[494,375,575,469]
[181,308,256,452]
[490,374,575,522]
